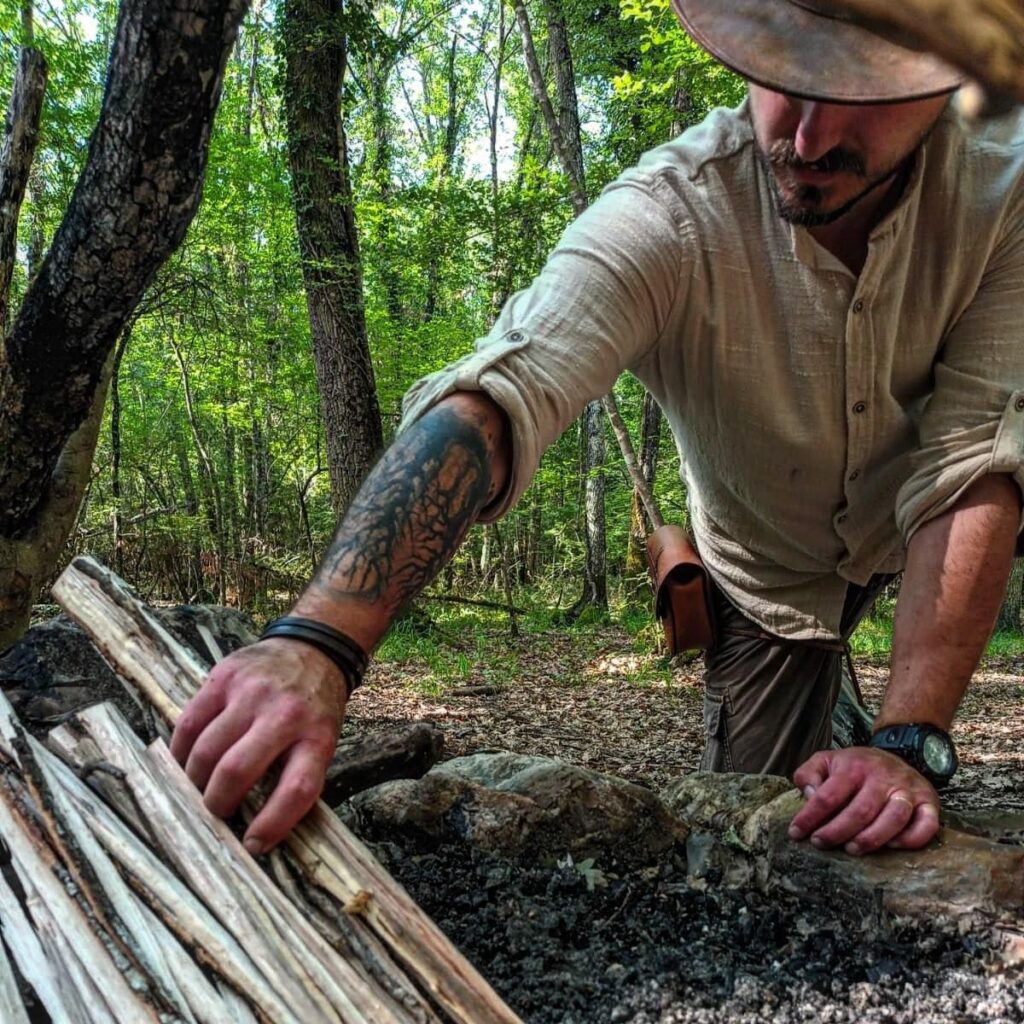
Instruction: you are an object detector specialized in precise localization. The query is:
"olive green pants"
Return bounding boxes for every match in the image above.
[699,575,894,778]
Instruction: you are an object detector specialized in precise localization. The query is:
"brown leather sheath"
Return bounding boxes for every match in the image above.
[646,524,716,655]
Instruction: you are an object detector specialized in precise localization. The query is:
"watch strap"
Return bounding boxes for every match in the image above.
[260,616,369,697]
[869,722,957,786]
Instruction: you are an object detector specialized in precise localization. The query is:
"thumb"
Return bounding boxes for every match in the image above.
[792,749,832,796]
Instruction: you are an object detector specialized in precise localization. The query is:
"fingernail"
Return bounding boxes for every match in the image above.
[845,842,861,856]
[243,837,265,857]
[810,836,825,849]
[802,785,816,799]
[788,824,805,839]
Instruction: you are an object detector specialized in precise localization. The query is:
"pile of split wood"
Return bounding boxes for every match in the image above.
[0,556,521,1024]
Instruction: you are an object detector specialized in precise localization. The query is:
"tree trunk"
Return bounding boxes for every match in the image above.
[997,558,1024,632]
[512,0,588,217]
[109,326,133,579]
[516,0,608,615]
[282,0,383,518]
[625,390,663,575]
[365,49,404,325]
[487,2,508,311]
[565,399,607,619]
[0,353,113,648]
[175,439,206,603]
[422,34,462,324]
[0,0,247,650]
[171,333,227,604]
[0,40,47,335]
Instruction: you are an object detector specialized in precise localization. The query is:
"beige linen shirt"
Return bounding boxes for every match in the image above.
[400,100,1024,640]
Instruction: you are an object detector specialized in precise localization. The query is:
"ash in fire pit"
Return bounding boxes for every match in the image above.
[380,842,1005,1024]
[346,753,1024,1024]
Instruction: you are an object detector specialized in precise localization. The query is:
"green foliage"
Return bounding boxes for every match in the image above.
[850,612,1024,661]
[612,0,744,143]
[5,0,1018,660]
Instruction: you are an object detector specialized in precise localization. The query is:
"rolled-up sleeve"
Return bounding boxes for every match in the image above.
[896,199,1024,540]
[398,170,691,521]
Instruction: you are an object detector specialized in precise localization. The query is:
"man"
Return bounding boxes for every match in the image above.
[170,0,1024,860]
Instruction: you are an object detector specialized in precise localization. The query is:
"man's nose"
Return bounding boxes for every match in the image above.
[793,101,850,162]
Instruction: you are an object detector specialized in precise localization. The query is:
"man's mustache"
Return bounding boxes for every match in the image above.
[767,139,866,177]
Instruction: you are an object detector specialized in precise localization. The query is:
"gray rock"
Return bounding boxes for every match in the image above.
[157,605,258,666]
[661,771,795,832]
[662,771,1024,928]
[0,606,257,735]
[346,752,687,867]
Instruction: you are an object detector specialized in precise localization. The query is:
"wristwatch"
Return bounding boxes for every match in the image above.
[869,723,958,788]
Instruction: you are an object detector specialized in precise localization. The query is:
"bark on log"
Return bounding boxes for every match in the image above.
[0,0,249,655]
[52,555,523,1024]
[831,0,1024,103]
[325,723,445,806]
[0,0,247,535]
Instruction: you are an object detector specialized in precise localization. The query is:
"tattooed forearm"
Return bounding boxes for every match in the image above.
[309,402,499,620]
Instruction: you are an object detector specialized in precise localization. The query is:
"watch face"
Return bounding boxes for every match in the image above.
[922,732,955,777]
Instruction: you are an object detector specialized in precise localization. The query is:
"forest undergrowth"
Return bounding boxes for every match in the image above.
[349,585,1024,812]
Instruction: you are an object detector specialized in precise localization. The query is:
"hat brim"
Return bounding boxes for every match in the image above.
[671,0,963,104]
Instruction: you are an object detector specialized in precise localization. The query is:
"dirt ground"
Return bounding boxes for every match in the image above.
[6,614,1023,1022]
[350,624,1024,818]
[347,624,1024,1024]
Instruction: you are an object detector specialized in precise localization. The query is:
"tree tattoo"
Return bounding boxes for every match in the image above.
[313,404,495,617]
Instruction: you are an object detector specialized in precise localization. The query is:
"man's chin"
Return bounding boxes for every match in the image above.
[776,198,852,228]
[773,182,866,228]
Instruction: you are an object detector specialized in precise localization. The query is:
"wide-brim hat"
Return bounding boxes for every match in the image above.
[671,0,963,104]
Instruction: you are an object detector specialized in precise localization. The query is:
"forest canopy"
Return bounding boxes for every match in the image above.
[0,0,1019,635]
[0,0,745,624]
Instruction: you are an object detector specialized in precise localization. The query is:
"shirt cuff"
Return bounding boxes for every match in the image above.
[397,328,536,522]
[896,387,1024,540]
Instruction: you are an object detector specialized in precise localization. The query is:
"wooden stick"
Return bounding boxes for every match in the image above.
[49,706,407,1024]
[28,733,255,1024]
[13,735,190,1022]
[53,555,524,1024]
[52,555,205,716]
[77,702,418,1024]
[0,768,164,1022]
[1,688,252,1024]
[0,933,30,1024]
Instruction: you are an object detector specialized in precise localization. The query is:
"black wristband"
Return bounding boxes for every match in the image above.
[260,617,369,697]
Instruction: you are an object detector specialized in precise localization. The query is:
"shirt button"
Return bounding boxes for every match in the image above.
[1016,396,1024,412]
[508,330,525,343]
[852,299,865,314]
[848,469,860,482]
[853,401,867,414]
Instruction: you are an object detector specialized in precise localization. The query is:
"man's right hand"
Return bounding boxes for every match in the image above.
[169,637,348,855]
[168,391,511,853]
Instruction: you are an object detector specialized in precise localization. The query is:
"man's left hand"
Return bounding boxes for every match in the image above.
[788,747,940,855]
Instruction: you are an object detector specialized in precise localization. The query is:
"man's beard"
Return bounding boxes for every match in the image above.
[758,139,902,228]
